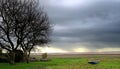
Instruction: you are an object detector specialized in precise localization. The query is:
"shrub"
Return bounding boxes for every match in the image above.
[0,50,24,63]
[14,50,24,62]
[0,49,2,53]
[41,53,47,59]
[0,53,8,62]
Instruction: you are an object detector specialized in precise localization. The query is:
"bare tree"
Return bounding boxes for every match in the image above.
[0,0,51,64]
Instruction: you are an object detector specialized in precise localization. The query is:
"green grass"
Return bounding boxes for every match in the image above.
[0,56,120,69]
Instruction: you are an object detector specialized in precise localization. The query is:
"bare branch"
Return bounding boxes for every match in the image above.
[0,0,51,63]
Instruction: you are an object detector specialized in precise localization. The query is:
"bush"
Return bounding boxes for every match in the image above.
[14,50,24,62]
[41,53,47,59]
[0,50,24,63]
[0,49,2,53]
[0,53,8,63]
[40,53,51,62]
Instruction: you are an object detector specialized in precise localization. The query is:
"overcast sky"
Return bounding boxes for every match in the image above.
[39,0,120,53]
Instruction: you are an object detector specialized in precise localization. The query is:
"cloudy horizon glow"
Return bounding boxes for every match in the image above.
[38,0,120,53]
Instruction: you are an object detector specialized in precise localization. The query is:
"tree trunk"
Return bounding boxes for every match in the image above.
[0,48,2,53]
[9,51,15,64]
[24,51,29,63]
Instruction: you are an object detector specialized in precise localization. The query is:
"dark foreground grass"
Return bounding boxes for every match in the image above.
[0,55,120,69]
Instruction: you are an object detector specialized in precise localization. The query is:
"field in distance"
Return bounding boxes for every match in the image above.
[0,52,120,69]
[31,51,120,58]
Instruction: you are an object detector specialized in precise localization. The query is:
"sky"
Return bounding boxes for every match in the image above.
[38,0,120,53]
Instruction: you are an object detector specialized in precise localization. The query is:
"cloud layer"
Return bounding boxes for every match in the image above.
[40,0,120,52]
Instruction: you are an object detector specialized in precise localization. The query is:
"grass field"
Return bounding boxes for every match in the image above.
[0,54,120,69]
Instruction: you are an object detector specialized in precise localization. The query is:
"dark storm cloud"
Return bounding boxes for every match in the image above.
[41,0,120,50]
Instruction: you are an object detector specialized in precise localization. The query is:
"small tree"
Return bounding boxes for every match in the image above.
[0,0,51,64]
[41,53,47,59]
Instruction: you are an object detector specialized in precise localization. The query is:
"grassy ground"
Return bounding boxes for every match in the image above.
[0,55,120,69]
